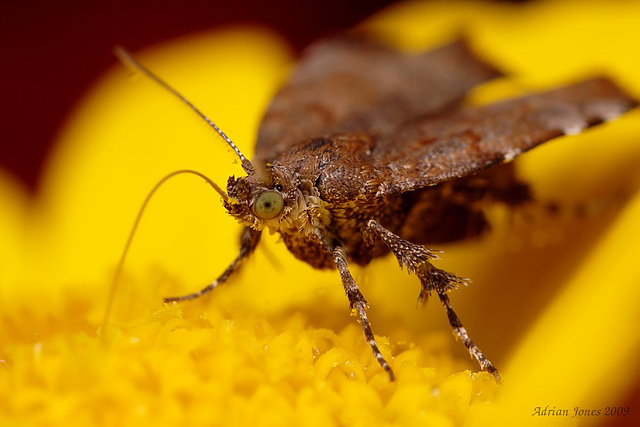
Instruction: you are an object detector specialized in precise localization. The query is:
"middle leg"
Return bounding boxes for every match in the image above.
[332,245,395,381]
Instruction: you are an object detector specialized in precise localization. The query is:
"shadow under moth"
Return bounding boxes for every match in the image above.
[115,34,638,382]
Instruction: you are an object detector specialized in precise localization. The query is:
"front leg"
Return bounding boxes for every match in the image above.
[365,220,501,382]
[332,246,395,381]
[165,227,261,302]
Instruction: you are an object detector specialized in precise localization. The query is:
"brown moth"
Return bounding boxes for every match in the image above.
[116,34,638,382]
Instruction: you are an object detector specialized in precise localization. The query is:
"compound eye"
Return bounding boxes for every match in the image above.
[253,190,284,220]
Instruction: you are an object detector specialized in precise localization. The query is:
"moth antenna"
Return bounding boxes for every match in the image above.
[114,46,253,173]
[102,169,228,327]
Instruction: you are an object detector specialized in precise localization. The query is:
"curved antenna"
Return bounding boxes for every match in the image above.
[114,46,253,173]
[101,169,228,328]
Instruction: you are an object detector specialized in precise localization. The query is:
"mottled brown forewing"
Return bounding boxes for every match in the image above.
[256,36,638,197]
[373,77,638,195]
[255,36,501,162]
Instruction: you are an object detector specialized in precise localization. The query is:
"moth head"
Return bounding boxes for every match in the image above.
[224,165,298,231]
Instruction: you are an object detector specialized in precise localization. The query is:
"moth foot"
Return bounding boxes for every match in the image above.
[333,245,395,381]
[438,292,501,383]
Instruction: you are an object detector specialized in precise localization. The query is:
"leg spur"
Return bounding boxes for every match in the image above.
[365,219,501,382]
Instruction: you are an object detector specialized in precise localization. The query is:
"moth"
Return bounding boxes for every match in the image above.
[116,34,638,382]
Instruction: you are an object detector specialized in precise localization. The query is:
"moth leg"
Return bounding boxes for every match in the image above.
[164,227,261,302]
[365,219,501,382]
[332,245,395,381]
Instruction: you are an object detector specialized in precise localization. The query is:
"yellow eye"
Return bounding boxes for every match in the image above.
[253,190,284,220]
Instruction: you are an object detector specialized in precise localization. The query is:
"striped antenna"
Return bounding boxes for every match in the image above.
[114,46,253,172]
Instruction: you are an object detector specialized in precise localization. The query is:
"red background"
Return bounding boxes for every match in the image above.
[0,0,397,192]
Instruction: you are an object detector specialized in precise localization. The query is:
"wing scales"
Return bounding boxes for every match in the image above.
[372,77,638,195]
[254,36,501,162]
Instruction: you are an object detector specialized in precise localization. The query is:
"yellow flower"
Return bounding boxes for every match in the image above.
[2,1,640,425]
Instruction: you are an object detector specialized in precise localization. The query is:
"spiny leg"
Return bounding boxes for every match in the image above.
[332,246,395,381]
[164,227,261,302]
[365,219,501,382]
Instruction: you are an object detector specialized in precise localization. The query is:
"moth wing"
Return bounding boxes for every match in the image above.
[372,77,638,196]
[254,36,501,162]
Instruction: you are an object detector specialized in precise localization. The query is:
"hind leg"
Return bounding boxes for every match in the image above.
[365,219,502,382]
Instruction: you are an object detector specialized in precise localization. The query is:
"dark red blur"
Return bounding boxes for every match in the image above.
[0,0,397,192]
